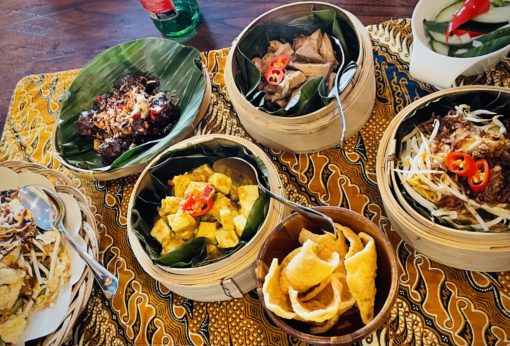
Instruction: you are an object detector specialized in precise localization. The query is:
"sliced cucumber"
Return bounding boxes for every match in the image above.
[424,20,507,34]
[473,6,510,22]
[430,40,451,55]
[454,35,510,56]
[434,1,510,24]
[435,0,463,22]
[428,30,477,44]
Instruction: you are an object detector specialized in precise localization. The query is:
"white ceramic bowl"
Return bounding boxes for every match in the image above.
[410,0,510,89]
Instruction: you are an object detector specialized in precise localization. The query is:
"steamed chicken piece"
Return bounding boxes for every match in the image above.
[150,164,260,258]
[252,29,340,110]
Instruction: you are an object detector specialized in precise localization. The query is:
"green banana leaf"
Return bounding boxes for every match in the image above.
[130,143,270,267]
[57,38,207,171]
[392,90,510,232]
[234,9,359,117]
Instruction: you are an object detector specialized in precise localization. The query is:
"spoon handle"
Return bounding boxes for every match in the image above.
[58,224,119,299]
[257,184,337,236]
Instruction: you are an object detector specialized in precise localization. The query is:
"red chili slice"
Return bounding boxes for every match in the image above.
[445,152,477,177]
[179,184,215,217]
[468,159,490,193]
[268,55,290,70]
[452,29,484,37]
[265,68,285,86]
[445,0,491,43]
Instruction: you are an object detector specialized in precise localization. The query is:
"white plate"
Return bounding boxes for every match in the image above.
[0,167,86,344]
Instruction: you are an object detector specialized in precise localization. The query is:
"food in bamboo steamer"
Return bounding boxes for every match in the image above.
[376,86,510,272]
[52,38,211,181]
[224,2,375,153]
[127,134,288,301]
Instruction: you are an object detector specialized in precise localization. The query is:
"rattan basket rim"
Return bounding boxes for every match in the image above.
[376,85,510,244]
[0,160,100,346]
[126,134,288,288]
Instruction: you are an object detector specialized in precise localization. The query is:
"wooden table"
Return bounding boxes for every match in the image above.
[0,0,417,136]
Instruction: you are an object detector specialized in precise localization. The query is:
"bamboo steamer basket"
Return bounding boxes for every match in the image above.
[224,2,375,153]
[52,67,211,181]
[376,86,510,272]
[127,134,289,301]
[0,161,99,345]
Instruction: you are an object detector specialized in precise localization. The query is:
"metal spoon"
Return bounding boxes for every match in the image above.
[213,157,337,237]
[19,185,119,299]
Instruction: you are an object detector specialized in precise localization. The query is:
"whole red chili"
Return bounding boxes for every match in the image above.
[445,0,491,42]
[452,29,484,37]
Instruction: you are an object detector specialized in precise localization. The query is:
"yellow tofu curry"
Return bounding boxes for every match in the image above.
[150,163,259,259]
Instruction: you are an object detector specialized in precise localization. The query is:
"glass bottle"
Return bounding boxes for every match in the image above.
[140,0,200,42]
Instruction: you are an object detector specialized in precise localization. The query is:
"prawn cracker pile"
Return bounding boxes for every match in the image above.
[262,224,377,334]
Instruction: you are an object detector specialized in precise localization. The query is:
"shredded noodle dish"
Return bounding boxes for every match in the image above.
[0,190,70,344]
[395,104,510,232]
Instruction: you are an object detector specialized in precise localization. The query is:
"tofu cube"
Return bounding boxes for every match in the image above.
[219,207,238,231]
[208,173,232,195]
[233,214,247,237]
[172,174,192,198]
[193,164,215,181]
[238,185,260,217]
[178,228,196,241]
[167,212,196,233]
[185,181,209,196]
[229,185,239,201]
[162,238,184,254]
[215,229,239,249]
[207,193,234,220]
[150,218,172,244]
[206,244,221,259]
[160,196,182,216]
[196,222,217,244]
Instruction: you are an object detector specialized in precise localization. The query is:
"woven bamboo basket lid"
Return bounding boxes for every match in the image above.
[0,161,99,345]
[376,86,510,272]
[127,134,289,301]
[224,1,375,153]
[52,67,212,181]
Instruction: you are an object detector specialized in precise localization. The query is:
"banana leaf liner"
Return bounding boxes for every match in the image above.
[57,38,207,171]
[130,143,270,267]
[234,9,360,116]
[392,90,510,232]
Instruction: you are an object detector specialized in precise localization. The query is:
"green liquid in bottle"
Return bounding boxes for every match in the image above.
[141,0,200,42]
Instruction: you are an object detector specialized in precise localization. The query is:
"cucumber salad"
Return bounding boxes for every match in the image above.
[424,0,510,57]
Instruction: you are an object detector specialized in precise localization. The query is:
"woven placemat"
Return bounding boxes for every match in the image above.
[2,19,510,346]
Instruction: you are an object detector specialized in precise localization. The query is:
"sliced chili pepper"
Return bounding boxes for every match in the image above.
[265,68,285,86]
[149,108,162,116]
[445,152,477,177]
[133,113,141,120]
[189,197,214,217]
[445,0,491,43]
[95,96,101,103]
[468,159,490,193]
[268,55,290,70]
[180,184,215,217]
[452,29,484,37]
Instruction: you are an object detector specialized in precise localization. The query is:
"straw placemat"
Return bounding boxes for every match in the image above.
[2,19,509,346]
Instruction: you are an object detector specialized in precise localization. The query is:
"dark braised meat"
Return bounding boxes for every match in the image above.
[77,110,97,138]
[98,138,134,164]
[76,73,180,164]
